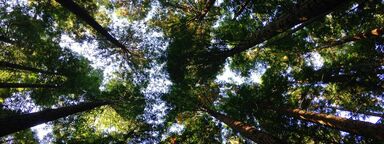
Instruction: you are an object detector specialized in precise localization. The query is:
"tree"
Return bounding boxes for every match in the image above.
[0,101,111,136]
[2,0,384,142]
[281,108,384,140]
[221,0,353,58]
[54,0,131,54]
[53,0,146,68]
[156,0,355,86]
[203,107,281,143]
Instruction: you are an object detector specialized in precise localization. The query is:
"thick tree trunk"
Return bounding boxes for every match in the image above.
[0,83,60,88]
[223,0,351,57]
[54,0,131,54]
[283,108,384,140]
[0,61,62,76]
[318,27,383,49]
[0,101,111,136]
[204,108,281,144]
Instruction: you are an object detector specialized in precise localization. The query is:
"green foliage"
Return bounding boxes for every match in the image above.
[101,77,146,120]
[162,113,221,144]
[0,129,39,144]
[53,106,149,143]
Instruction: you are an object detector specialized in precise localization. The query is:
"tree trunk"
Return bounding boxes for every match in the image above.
[54,0,131,54]
[0,61,62,76]
[204,108,282,144]
[222,0,351,57]
[317,27,383,49]
[0,83,60,88]
[0,101,111,136]
[283,108,384,140]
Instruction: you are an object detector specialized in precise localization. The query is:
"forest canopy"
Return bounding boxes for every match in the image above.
[0,0,384,143]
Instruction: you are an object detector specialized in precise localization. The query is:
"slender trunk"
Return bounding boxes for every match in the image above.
[196,0,216,21]
[204,108,281,144]
[282,108,384,140]
[0,101,111,136]
[0,61,62,76]
[317,27,383,49]
[0,83,60,88]
[223,0,351,57]
[54,0,131,54]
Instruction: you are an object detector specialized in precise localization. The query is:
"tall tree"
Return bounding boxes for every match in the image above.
[54,0,133,57]
[280,108,384,140]
[220,0,352,57]
[203,107,282,143]
[0,101,111,136]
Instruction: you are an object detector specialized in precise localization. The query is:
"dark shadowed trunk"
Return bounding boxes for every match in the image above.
[282,108,384,140]
[54,0,131,54]
[0,61,62,76]
[0,83,60,88]
[222,0,351,57]
[204,108,282,144]
[0,101,111,136]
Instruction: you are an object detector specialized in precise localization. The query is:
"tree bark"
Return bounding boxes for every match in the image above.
[0,61,62,76]
[317,27,383,49]
[222,0,351,57]
[283,108,384,140]
[204,108,282,144]
[54,0,131,54]
[0,83,60,88]
[0,101,111,136]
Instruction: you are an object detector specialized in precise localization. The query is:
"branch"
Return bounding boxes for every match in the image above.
[233,0,251,20]
[54,0,134,57]
[316,27,383,49]
[222,0,352,58]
